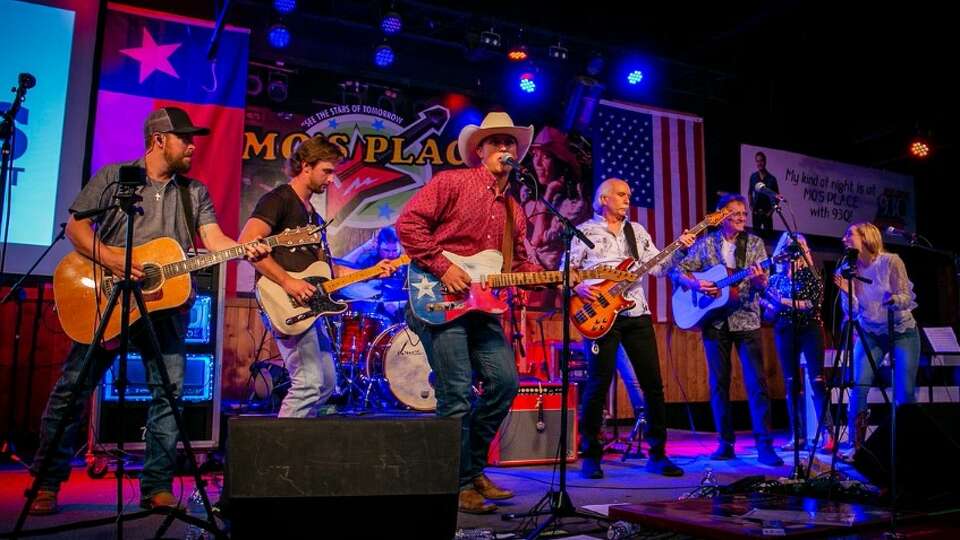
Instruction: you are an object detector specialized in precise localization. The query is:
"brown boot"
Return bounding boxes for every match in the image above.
[472,474,514,500]
[28,490,59,516]
[140,490,178,510]
[458,488,496,514]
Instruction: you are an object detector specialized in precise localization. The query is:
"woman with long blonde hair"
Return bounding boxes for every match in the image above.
[833,222,919,449]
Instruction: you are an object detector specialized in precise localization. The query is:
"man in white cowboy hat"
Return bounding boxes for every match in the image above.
[396,111,543,514]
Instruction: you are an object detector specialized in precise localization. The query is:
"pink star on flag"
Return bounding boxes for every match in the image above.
[119,28,182,83]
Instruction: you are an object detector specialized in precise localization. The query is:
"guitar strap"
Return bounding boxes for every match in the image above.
[623,221,641,261]
[176,177,200,257]
[501,197,515,273]
[734,231,748,268]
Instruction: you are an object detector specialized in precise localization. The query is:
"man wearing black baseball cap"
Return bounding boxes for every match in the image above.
[25,107,269,515]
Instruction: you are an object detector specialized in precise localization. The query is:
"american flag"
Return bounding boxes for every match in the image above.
[592,100,706,322]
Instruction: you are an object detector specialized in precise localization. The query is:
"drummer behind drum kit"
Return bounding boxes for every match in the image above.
[254,255,437,413]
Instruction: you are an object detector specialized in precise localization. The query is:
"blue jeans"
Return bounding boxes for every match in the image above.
[31,311,186,499]
[773,321,833,441]
[702,325,773,447]
[406,307,519,488]
[848,326,921,439]
[273,320,337,418]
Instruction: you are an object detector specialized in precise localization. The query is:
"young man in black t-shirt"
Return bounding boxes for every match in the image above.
[239,134,397,417]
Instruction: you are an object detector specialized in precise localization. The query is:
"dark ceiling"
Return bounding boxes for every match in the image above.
[120,0,957,248]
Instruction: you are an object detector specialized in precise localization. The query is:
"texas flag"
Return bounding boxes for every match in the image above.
[90,3,249,250]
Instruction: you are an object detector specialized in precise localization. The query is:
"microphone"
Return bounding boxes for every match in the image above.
[754,182,784,202]
[498,154,528,172]
[499,154,538,193]
[18,73,36,90]
[535,394,546,433]
[885,225,916,240]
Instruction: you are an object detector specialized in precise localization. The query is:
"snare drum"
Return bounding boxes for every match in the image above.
[365,324,436,411]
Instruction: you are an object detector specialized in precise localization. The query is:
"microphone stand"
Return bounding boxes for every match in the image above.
[13,187,226,539]
[769,198,806,479]
[1,74,34,277]
[500,167,597,539]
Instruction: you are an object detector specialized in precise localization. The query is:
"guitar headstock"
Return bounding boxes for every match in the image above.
[274,225,322,247]
[704,207,733,227]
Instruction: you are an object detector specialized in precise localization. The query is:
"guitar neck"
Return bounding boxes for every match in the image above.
[610,216,714,296]
[486,268,611,289]
[714,258,774,289]
[161,236,286,278]
[322,255,410,293]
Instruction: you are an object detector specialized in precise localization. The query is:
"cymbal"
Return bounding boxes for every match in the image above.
[376,286,409,302]
[337,282,380,299]
[331,257,362,269]
[337,281,408,302]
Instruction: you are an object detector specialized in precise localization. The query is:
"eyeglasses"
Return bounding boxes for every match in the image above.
[729,211,749,217]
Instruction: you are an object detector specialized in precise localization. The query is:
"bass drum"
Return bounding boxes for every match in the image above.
[365,324,436,411]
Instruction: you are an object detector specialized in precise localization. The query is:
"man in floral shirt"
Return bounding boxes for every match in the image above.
[671,194,783,466]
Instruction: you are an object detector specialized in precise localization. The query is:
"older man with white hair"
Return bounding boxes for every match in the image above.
[569,178,695,479]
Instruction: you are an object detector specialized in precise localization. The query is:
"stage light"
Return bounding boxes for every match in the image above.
[374,44,395,67]
[267,24,291,49]
[381,11,402,34]
[267,72,288,102]
[519,72,536,93]
[910,139,930,159]
[480,29,501,48]
[247,74,263,96]
[586,53,605,76]
[273,0,296,15]
[548,43,568,61]
[507,45,529,62]
[627,69,644,85]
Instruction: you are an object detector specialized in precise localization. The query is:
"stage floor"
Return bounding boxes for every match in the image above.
[1,429,948,539]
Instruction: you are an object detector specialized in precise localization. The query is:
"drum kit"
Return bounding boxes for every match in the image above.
[329,270,437,411]
[247,261,437,413]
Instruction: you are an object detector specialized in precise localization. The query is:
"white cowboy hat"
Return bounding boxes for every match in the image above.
[457,112,534,168]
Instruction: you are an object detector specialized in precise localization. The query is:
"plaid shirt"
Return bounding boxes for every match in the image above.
[671,230,768,332]
[396,166,541,279]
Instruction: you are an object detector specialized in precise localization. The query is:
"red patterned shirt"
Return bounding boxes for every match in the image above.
[396,166,542,278]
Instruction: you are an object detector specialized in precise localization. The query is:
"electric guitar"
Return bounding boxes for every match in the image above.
[257,254,410,336]
[671,252,792,330]
[53,226,321,345]
[408,250,632,325]
[570,209,732,339]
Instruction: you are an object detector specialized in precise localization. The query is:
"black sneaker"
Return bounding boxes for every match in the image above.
[580,456,604,479]
[646,455,684,477]
[757,445,785,466]
[710,444,736,460]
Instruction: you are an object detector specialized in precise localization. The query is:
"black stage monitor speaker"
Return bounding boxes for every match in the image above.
[853,404,960,509]
[225,414,460,539]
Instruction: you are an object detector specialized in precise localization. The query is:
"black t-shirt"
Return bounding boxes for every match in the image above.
[251,184,324,272]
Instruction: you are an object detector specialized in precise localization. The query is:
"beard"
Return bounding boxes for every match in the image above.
[166,147,192,174]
